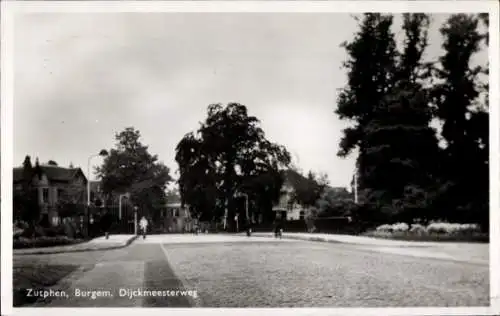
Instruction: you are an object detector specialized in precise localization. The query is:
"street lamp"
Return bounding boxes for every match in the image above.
[86,149,108,236]
[87,149,108,207]
[234,191,249,232]
[134,206,138,235]
[354,169,359,204]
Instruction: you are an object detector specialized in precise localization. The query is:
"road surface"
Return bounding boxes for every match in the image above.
[13,234,490,307]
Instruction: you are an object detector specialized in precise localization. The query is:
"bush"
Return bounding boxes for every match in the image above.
[39,225,68,237]
[375,223,409,233]
[13,236,84,249]
[367,221,487,242]
[409,223,426,235]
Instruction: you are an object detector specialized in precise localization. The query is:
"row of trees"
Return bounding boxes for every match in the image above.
[336,14,489,228]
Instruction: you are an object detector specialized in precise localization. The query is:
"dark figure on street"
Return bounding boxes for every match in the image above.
[246,220,252,237]
[274,219,283,239]
[99,211,113,239]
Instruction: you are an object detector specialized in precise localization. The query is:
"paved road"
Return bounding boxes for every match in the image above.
[13,234,490,307]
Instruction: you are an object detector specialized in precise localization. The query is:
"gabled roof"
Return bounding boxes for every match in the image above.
[13,165,87,184]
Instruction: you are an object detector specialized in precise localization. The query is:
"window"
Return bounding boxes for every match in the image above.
[58,189,64,201]
[42,188,49,203]
[299,211,305,220]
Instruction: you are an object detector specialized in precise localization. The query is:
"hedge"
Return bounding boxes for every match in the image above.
[13,236,85,249]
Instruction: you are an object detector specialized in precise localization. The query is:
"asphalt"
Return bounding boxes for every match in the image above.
[13,234,490,307]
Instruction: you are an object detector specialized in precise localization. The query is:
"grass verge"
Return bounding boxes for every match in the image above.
[13,264,81,307]
[13,236,86,249]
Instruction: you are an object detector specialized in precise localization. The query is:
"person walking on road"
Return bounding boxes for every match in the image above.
[139,216,148,239]
[274,217,283,239]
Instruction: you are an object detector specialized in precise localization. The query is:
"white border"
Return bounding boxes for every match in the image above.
[1,1,499,316]
[488,0,500,312]
[1,0,14,314]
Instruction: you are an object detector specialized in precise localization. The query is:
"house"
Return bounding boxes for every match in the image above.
[271,170,305,221]
[163,202,194,233]
[13,162,87,227]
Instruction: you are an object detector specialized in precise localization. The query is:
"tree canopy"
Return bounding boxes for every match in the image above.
[176,103,291,225]
[335,13,488,228]
[96,127,172,218]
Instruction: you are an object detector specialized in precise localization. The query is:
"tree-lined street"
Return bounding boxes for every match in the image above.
[13,236,489,307]
[9,6,495,313]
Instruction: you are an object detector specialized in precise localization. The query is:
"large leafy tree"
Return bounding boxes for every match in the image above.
[287,169,328,207]
[335,13,398,217]
[176,103,291,227]
[96,127,172,219]
[335,13,398,195]
[362,14,441,222]
[316,187,354,218]
[431,14,488,227]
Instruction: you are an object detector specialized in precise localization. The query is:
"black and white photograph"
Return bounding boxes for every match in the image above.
[1,1,499,314]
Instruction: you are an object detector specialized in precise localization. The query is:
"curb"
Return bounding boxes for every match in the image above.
[13,235,139,256]
[247,233,435,248]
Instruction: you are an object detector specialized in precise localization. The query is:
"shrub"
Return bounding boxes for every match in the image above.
[13,236,84,249]
[392,223,409,232]
[376,224,393,232]
[367,221,487,242]
[426,222,481,235]
[409,223,426,234]
[375,223,409,233]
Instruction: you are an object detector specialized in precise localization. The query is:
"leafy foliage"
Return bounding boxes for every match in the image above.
[315,187,355,218]
[176,103,291,226]
[335,14,488,229]
[47,160,58,166]
[13,156,40,228]
[430,14,489,229]
[56,185,86,218]
[96,127,173,218]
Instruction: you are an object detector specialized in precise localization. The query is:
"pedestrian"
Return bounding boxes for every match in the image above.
[100,210,112,239]
[139,216,148,239]
[246,219,252,237]
[274,217,283,239]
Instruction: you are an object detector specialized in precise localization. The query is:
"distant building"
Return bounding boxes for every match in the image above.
[273,182,303,221]
[13,163,87,227]
[163,202,194,233]
[272,169,309,221]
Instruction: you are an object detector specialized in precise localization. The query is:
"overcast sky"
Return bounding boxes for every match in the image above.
[13,13,487,188]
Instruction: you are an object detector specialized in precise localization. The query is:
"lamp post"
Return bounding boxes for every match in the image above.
[354,169,359,204]
[87,149,108,207]
[86,149,108,236]
[134,206,138,235]
[234,191,249,233]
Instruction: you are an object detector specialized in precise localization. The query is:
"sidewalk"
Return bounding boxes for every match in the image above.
[247,232,489,265]
[14,234,138,255]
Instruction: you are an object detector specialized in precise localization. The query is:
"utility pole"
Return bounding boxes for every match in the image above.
[354,169,359,204]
